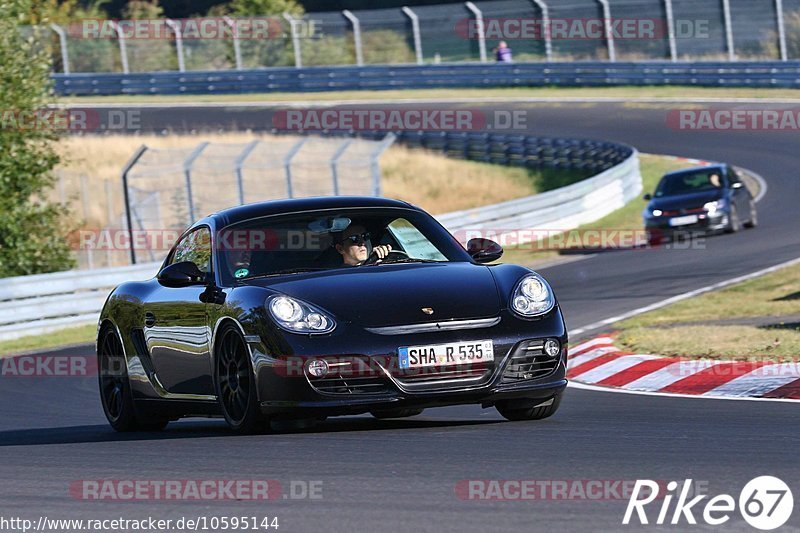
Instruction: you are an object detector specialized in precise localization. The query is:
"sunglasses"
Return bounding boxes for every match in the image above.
[341,232,371,245]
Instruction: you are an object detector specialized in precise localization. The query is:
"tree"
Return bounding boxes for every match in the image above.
[0,0,75,276]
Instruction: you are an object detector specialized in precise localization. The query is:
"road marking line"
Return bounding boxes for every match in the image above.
[567,346,619,368]
[568,379,800,403]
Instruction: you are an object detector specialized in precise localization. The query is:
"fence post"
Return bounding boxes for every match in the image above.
[530,0,553,62]
[370,133,396,197]
[596,0,616,62]
[165,19,186,72]
[776,0,788,61]
[50,24,70,74]
[465,2,487,63]
[234,140,260,204]
[664,0,678,61]
[121,145,148,264]
[342,10,364,66]
[283,13,303,68]
[330,138,354,196]
[721,0,735,60]
[283,138,308,198]
[402,6,424,65]
[224,16,244,70]
[110,21,130,74]
[183,142,209,224]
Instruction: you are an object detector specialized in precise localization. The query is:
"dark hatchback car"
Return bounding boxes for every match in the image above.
[642,164,757,243]
[97,197,568,433]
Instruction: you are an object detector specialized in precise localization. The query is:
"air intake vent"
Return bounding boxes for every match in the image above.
[501,340,560,383]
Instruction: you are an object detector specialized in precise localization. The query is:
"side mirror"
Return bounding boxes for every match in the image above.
[643,193,652,201]
[158,261,207,286]
[467,238,503,264]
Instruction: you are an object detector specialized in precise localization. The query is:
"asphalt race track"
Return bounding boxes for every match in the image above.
[1,101,799,532]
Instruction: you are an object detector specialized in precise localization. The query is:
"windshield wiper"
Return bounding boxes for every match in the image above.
[244,267,327,279]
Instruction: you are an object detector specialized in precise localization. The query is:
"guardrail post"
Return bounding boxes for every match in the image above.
[342,10,364,66]
[121,145,148,264]
[224,16,244,70]
[721,0,735,60]
[330,138,354,196]
[664,0,678,61]
[402,6,424,65]
[596,0,616,62]
[233,140,260,204]
[105,180,114,267]
[465,2,487,63]
[183,142,209,224]
[49,24,70,74]
[283,13,303,68]
[776,0,788,61]
[283,138,308,198]
[530,0,553,62]
[370,133,396,197]
[165,19,186,72]
[110,21,130,74]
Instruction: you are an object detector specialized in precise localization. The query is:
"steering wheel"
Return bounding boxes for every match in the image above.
[362,248,408,265]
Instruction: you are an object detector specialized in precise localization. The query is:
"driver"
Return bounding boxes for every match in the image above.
[334,223,392,266]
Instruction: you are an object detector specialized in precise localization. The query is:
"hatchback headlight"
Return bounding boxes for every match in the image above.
[267,295,336,334]
[703,199,727,214]
[511,274,555,317]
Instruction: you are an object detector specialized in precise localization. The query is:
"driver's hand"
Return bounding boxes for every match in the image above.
[372,244,392,260]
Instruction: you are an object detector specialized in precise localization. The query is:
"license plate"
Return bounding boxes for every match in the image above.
[669,215,699,227]
[398,340,494,369]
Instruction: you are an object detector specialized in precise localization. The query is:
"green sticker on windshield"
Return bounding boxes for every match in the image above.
[235,268,249,279]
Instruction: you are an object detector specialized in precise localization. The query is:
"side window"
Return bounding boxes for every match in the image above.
[171,227,212,273]
[727,168,741,185]
[387,218,447,261]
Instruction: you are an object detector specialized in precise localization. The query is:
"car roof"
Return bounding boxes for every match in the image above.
[662,164,727,179]
[202,196,417,228]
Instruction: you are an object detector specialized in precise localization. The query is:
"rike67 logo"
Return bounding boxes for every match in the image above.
[624,477,793,530]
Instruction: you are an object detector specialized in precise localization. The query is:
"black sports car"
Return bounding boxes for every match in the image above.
[97,197,568,433]
[642,164,757,243]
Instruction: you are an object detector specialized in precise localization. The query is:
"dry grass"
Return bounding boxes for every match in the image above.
[617,325,800,361]
[54,133,541,229]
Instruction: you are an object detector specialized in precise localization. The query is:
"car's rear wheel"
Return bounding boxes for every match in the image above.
[495,393,563,421]
[98,326,168,432]
[744,201,758,228]
[370,408,424,419]
[215,324,267,434]
[725,206,742,233]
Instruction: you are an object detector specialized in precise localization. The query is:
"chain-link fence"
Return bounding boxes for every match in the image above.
[45,0,799,73]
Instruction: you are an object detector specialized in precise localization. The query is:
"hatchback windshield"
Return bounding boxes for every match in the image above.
[216,208,465,285]
[655,169,726,197]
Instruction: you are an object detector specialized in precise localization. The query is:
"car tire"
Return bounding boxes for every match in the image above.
[98,326,169,432]
[370,408,424,419]
[214,323,268,434]
[744,201,758,229]
[725,206,742,233]
[495,393,563,422]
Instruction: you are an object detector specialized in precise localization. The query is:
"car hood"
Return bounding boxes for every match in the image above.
[243,262,501,327]
[649,189,724,211]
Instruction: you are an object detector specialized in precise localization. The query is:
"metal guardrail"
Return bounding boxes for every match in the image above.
[53,61,800,96]
[0,136,640,342]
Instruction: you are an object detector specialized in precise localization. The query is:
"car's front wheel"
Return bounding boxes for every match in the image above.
[744,201,758,228]
[98,326,168,432]
[495,393,563,421]
[215,323,267,434]
[725,206,742,233]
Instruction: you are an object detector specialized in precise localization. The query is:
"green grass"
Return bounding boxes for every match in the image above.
[58,85,800,105]
[0,324,96,356]
[615,262,800,361]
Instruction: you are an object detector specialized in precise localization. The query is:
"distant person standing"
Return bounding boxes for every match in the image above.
[494,41,512,62]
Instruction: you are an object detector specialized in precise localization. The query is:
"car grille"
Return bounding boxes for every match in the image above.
[501,340,560,383]
[661,206,705,217]
[392,361,492,385]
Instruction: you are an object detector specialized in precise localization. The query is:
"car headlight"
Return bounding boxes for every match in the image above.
[643,208,663,218]
[267,295,336,334]
[703,199,727,214]
[510,273,555,318]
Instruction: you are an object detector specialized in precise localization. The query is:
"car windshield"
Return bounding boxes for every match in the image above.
[216,208,465,285]
[655,170,726,197]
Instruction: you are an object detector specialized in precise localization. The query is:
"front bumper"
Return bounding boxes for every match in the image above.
[644,210,729,239]
[246,308,568,418]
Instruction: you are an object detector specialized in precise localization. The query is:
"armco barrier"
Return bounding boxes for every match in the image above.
[53,61,800,96]
[0,136,640,342]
